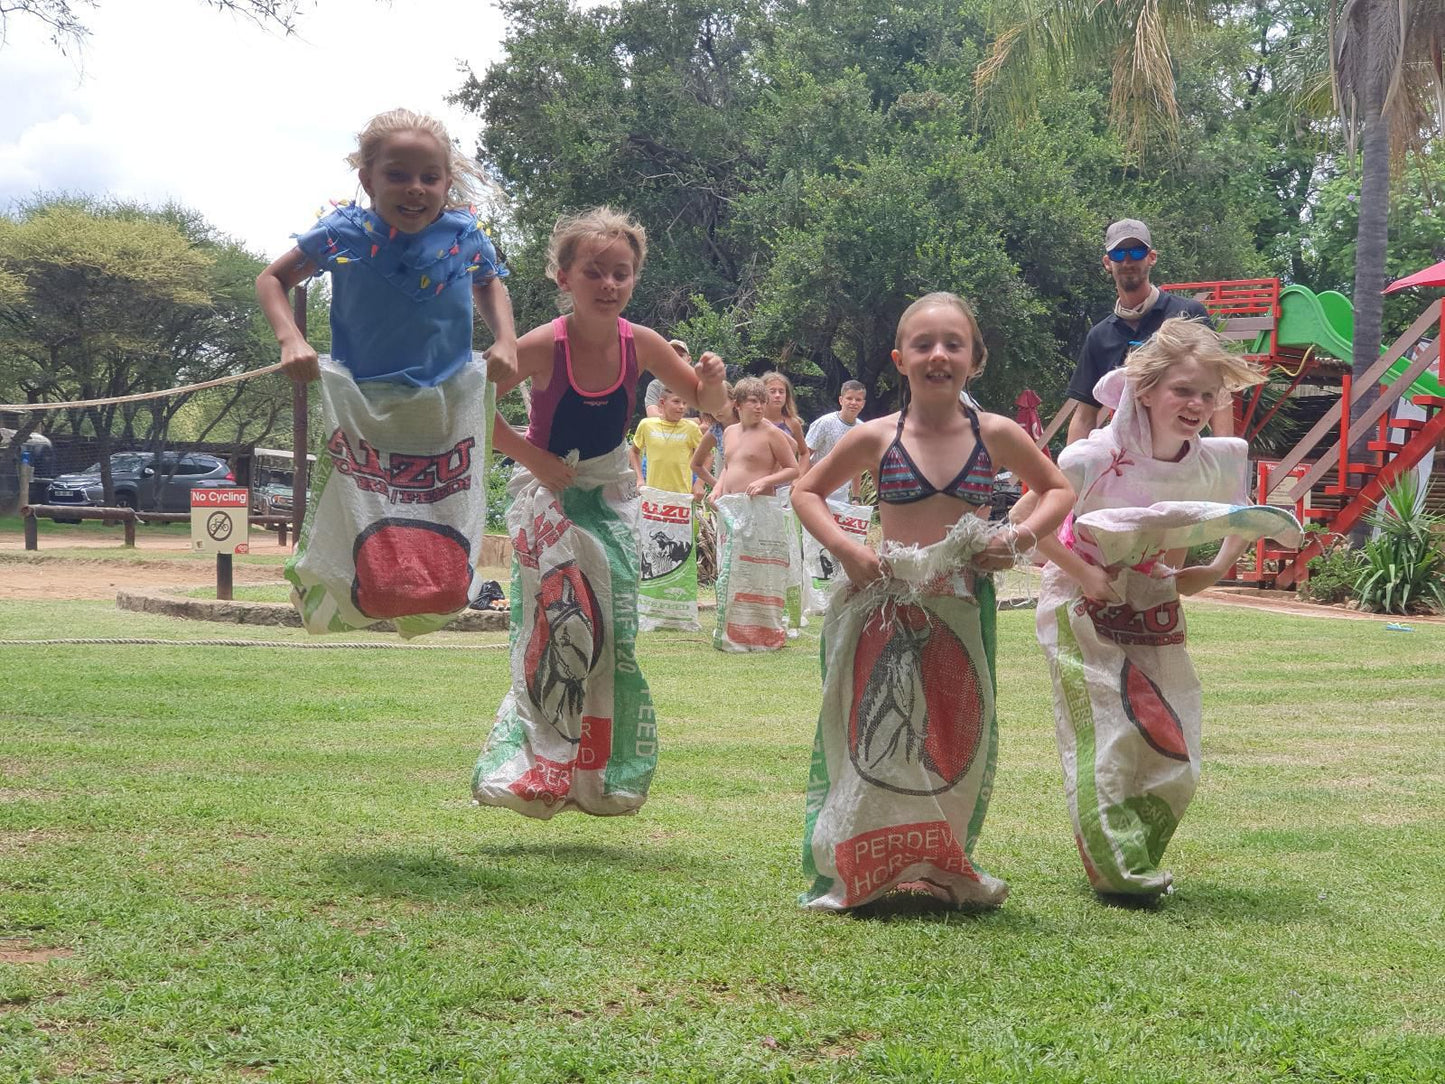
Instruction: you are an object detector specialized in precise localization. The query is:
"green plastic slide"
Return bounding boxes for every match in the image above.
[1271,283,1443,398]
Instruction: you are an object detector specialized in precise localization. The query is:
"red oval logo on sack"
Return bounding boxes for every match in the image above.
[1120,660,1190,762]
[524,560,605,743]
[848,602,984,796]
[351,518,472,619]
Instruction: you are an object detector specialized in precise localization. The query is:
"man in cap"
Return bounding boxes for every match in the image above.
[1065,219,1229,444]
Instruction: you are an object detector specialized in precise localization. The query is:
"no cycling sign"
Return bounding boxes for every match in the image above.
[191,488,250,555]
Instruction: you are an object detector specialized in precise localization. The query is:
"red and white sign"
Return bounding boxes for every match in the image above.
[191,487,249,554]
[191,488,249,508]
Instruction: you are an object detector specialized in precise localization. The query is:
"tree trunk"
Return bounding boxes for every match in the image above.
[1348,31,1393,542]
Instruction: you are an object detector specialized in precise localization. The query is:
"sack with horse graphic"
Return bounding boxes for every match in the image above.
[802,516,1008,911]
[473,447,657,818]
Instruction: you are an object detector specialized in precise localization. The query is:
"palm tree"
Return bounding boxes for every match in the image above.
[977,0,1445,439]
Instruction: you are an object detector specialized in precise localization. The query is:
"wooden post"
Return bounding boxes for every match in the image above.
[123,512,135,548]
[23,509,37,551]
[1338,372,1352,492]
[217,553,233,601]
[291,284,309,546]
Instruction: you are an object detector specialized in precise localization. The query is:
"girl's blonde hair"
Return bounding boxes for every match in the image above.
[895,292,989,379]
[1125,317,1265,395]
[760,370,802,423]
[348,108,491,209]
[546,206,649,283]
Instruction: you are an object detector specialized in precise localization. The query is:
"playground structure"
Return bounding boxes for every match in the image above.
[1040,278,1445,589]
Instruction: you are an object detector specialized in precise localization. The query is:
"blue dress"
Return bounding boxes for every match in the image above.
[294,202,508,387]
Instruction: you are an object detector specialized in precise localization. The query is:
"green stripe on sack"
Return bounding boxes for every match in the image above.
[1055,607,1128,891]
[561,484,657,800]
[712,513,733,650]
[966,577,999,854]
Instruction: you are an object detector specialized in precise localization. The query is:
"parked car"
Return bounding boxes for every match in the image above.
[990,469,1023,523]
[46,452,238,521]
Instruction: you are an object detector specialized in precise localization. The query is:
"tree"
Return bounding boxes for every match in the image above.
[0,197,283,499]
[2,0,308,50]
[1329,1,1445,462]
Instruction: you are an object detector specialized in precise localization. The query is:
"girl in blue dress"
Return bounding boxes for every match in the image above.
[255,108,517,633]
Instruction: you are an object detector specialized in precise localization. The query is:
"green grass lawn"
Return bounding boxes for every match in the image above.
[1,598,1441,1082]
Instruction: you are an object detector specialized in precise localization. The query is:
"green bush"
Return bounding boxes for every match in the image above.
[1353,475,1445,614]
[1299,527,1362,605]
[486,456,512,534]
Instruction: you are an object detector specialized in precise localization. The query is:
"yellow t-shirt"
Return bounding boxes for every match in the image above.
[632,417,703,493]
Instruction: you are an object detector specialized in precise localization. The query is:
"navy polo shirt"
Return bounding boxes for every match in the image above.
[1068,291,1210,407]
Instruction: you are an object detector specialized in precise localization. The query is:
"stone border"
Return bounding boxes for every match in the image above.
[115,585,508,632]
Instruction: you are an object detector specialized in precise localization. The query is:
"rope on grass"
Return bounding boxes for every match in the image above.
[0,637,506,650]
[0,363,286,413]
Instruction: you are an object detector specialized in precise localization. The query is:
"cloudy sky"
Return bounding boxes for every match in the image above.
[0,0,513,260]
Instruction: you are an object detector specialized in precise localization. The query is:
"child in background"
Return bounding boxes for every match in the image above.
[474,207,726,818]
[762,370,810,473]
[803,379,867,504]
[1020,316,1295,899]
[709,377,801,651]
[255,107,515,634]
[792,292,1073,911]
[630,389,703,494]
[712,377,798,500]
[689,384,736,497]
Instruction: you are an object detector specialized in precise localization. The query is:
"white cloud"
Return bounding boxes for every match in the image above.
[0,0,508,257]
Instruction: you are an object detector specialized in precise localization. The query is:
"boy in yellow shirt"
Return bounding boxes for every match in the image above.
[631,387,704,494]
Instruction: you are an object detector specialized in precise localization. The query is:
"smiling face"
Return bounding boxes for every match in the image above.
[1138,357,1221,450]
[358,130,451,234]
[891,304,977,397]
[556,236,638,318]
[838,389,866,423]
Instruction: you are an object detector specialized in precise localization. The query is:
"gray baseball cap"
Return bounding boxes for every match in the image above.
[1104,219,1152,251]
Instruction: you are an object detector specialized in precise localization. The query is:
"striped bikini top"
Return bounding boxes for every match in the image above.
[877,403,994,506]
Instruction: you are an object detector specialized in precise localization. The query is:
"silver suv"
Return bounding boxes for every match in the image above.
[46,452,237,520]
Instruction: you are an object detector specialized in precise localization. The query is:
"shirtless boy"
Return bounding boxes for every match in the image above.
[713,376,799,499]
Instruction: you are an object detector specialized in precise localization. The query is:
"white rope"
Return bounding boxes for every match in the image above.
[0,637,505,650]
[0,362,286,413]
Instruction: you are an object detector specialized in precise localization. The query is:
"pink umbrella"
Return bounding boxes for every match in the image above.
[1384,260,1445,293]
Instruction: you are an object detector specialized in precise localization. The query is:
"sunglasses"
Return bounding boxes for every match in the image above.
[1107,245,1151,263]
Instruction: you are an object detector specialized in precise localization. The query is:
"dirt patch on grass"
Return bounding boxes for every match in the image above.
[1195,586,1445,624]
[0,554,284,601]
[0,940,74,965]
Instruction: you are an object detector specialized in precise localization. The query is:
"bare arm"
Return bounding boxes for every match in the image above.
[745,428,799,495]
[974,416,1074,571]
[473,277,518,385]
[793,422,885,585]
[633,326,727,415]
[1175,534,1248,595]
[690,429,720,488]
[255,247,320,382]
[1065,400,1100,445]
[789,418,810,475]
[489,325,578,492]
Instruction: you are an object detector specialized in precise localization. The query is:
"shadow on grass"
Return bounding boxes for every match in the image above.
[1073,878,1327,924]
[322,840,708,903]
[470,839,709,876]
[321,848,522,901]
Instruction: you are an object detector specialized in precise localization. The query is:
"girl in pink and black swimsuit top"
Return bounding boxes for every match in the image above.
[525,317,639,461]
